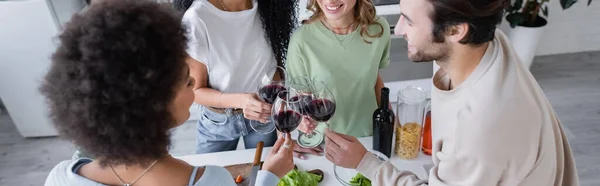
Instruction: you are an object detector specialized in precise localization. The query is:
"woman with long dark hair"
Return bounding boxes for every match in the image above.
[174,0,322,157]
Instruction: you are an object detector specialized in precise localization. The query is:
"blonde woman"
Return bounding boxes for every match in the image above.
[286,0,391,141]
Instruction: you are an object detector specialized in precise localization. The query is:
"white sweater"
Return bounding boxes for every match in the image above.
[355,29,579,186]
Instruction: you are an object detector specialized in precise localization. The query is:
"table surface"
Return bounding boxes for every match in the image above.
[176,136,433,186]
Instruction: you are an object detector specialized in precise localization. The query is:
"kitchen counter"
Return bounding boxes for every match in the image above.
[175,136,433,185]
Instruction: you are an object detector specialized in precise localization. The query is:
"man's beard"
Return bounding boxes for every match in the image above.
[407,40,450,63]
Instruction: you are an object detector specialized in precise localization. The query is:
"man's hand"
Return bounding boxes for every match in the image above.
[324,128,367,169]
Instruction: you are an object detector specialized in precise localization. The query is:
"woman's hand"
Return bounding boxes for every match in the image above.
[238,94,271,123]
[262,133,295,178]
[297,116,318,134]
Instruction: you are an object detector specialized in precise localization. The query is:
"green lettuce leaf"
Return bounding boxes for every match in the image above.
[349,173,371,186]
[277,169,322,186]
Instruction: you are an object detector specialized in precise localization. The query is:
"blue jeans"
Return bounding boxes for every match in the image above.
[196,106,277,154]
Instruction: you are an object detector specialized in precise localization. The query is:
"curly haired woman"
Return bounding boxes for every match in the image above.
[43,0,294,185]
[173,0,323,158]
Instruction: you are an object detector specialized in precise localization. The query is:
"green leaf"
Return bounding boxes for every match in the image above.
[542,6,549,17]
[277,169,322,186]
[514,0,523,11]
[506,0,522,12]
[349,173,372,186]
[560,0,579,9]
[506,13,525,28]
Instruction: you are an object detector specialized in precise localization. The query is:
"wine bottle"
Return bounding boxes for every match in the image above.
[373,87,394,158]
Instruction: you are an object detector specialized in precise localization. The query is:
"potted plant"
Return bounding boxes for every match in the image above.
[505,0,594,69]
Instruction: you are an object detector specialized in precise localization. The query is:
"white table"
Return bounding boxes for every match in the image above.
[176,136,433,185]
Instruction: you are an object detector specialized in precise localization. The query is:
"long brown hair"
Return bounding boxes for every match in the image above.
[304,0,384,44]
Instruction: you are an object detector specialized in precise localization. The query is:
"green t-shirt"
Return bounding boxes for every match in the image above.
[285,17,391,137]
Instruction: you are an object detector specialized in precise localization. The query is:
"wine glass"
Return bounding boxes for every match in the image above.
[288,76,319,148]
[287,76,314,117]
[297,80,336,148]
[287,76,312,95]
[250,66,287,134]
[272,90,304,136]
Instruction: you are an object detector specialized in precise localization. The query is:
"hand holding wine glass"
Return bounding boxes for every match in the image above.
[272,89,324,159]
[287,76,318,134]
[297,117,318,134]
[240,94,272,123]
[250,66,287,134]
[297,80,336,148]
[262,132,295,178]
[324,128,367,169]
[305,80,336,127]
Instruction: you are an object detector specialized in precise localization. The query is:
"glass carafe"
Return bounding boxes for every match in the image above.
[395,86,427,159]
[422,99,432,156]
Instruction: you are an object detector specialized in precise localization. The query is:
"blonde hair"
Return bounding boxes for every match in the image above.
[303,0,384,44]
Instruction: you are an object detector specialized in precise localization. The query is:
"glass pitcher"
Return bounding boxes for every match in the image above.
[395,86,427,159]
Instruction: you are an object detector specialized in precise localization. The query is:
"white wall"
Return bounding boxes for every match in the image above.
[0,0,84,137]
[0,0,60,137]
[301,0,599,56]
[498,0,600,56]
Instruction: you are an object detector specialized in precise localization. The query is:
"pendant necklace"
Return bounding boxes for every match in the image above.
[321,19,355,50]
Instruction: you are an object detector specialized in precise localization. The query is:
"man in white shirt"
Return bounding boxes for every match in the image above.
[323,0,579,185]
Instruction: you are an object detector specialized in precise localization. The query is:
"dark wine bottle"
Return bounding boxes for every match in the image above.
[373,87,394,158]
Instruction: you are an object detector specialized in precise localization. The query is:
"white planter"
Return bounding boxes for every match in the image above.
[507,24,546,69]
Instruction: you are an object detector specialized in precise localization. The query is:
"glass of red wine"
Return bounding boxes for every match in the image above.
[250,66,286,134]
[297,80,336,148]
[272,90,304,136]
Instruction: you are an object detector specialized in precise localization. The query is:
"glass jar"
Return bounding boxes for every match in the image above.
[395,86,427,159]
[422,99,432,156]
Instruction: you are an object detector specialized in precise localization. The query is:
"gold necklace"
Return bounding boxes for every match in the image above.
[109,159,160,186]
[322,20,354,32]
[321,19,355,49]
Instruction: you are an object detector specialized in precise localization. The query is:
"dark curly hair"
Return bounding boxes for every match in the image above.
[40,0,188,167]
[173,0,298,67]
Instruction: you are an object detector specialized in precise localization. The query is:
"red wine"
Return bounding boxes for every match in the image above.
[290,95,313,115]
[274,110,302,133]
[306,99,336,122]
[259,85,286,104]
[373,87,394,158]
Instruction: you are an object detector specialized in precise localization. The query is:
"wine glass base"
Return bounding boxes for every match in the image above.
[297,130,324,148]
[250,120,276,134]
